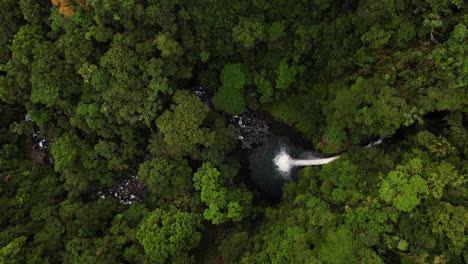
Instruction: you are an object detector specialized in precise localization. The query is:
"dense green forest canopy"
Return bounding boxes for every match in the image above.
[0,0,467,263]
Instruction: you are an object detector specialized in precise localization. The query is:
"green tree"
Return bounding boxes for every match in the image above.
[200,113,236,165]
[212,63,249,114]
[429,202,467,255]
[319,159,364,205]
[0,0,23,64]
[425,161,466,200]
[137,208,203,264]
[232,18,265,48]
[193,162,252,224]
[0,236,26,264]
[155,32,183,57]
[138,157,192,203]
[379,159,429,212]
[156,90,215,158]
[316,226,383,264]
[275,58,297,90]
[50,134,115,196]
[218,232,250,264]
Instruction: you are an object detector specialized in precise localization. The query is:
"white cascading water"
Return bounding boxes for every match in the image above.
[366,135,389,148]
[273,136,389,177]
[273,148,339,177]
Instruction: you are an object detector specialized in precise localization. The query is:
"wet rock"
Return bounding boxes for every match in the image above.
[229,112,271,149]
[95,175,149,205]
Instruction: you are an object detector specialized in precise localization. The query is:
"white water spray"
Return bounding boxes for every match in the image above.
[273,148,339,177]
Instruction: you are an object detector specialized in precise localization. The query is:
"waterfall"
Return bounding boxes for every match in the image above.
[273,148,339,177]
[366,135,389,148]
[250,135,390,200]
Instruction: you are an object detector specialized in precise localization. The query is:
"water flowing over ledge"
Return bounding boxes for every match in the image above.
[250,135,389,201]
[274,148,339,176]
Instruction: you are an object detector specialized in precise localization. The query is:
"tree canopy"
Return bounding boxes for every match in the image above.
[0,0,466,263]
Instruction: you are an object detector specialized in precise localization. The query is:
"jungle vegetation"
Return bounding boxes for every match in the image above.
[0,0,466,263]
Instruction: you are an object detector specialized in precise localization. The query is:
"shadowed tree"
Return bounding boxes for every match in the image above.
[156,90,215,158]
[137,208,203,264]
